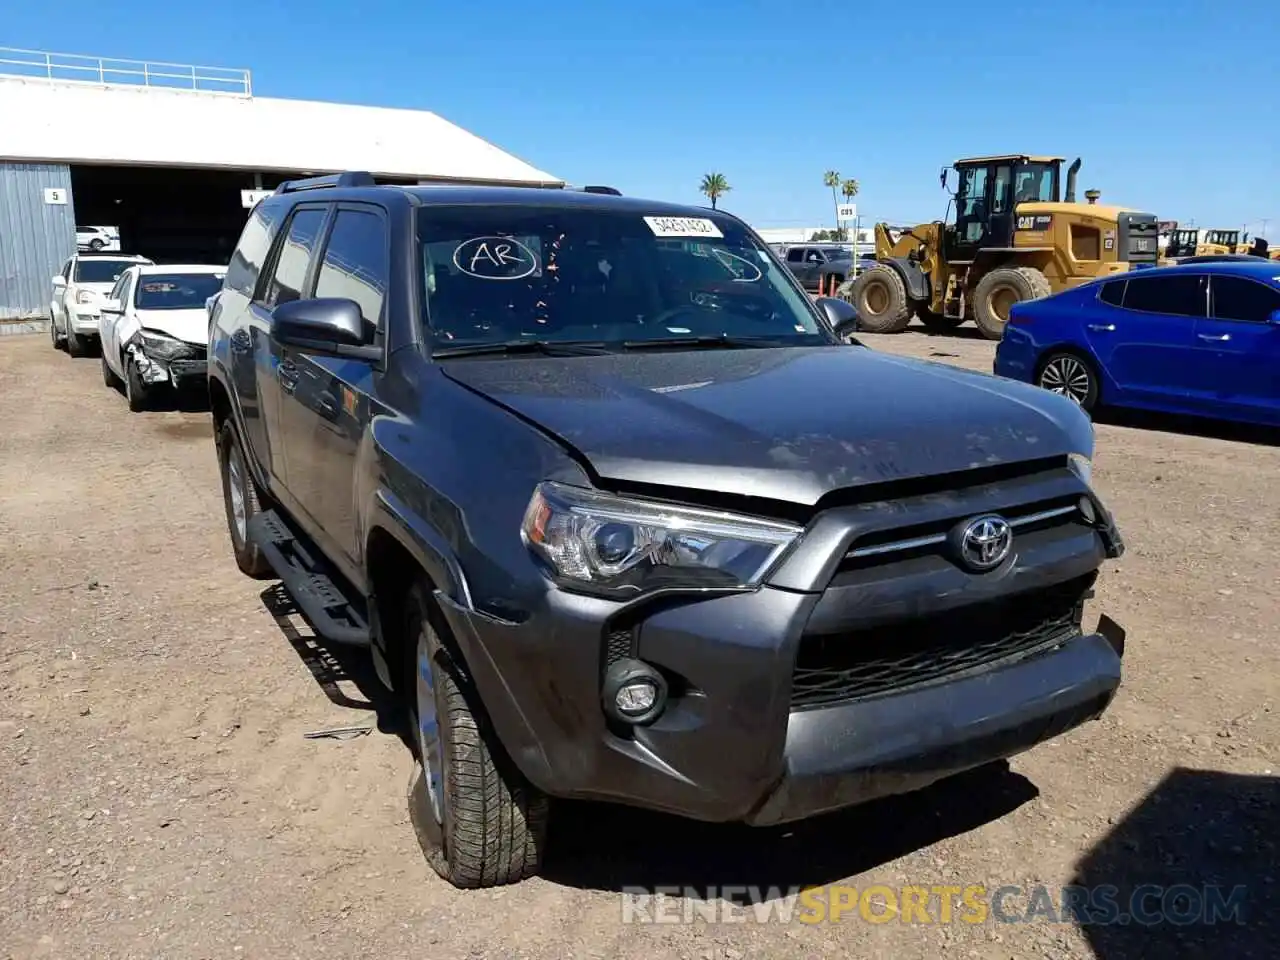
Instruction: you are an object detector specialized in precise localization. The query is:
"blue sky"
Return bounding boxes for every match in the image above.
[6,1,1279,237]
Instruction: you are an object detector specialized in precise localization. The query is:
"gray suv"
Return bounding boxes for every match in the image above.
[208,172,1127,889]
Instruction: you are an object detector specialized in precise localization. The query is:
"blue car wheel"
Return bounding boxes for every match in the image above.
[1037,351,1099,412]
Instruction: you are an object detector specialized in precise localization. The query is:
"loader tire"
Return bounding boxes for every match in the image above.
[972,266,1051,340]
[847,265,911,334]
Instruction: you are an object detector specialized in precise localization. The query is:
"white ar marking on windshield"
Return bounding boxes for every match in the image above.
[452,236,539,280]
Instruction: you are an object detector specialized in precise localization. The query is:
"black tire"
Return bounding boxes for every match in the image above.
[405,582,548,889]
[846,264,912,333]
[972,266,1051,341]
[50,315,63,350]
[124,358,149,412]
[66,327,87,358]
[915,306,965,334]
[89,238,105,251]
[101,352,123,391]
[1036,350,1100,413]
[216,419,274,578]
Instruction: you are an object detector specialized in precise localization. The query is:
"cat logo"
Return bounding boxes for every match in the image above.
[1016,214,1053,232]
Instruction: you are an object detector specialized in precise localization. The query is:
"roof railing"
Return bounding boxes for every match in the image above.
[274,172,378,194]
[0,46,252,96]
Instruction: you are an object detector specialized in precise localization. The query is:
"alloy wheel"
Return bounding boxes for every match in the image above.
[1039,356,1092,406]
[415,637,444,823]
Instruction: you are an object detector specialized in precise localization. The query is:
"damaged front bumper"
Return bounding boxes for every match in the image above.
[125,331,207,387]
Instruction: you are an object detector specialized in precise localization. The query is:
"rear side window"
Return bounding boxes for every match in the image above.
[1121,274,1205,318]
[1210,275,1280,322]
[226,202,283,298]
[313,208,389,330]
[1098,279,1126,306]
[261,207,327,307]
[786,248,805,263]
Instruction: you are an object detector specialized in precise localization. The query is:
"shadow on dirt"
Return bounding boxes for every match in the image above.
[1094,407,1279,448]
[1072,767,1277,959]
[259,584,410,748]
[542,760,1038,899]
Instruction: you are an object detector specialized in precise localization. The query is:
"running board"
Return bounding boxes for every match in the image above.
[247,510,372,647]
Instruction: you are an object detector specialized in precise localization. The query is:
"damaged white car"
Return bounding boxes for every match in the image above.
[99,264,226,411]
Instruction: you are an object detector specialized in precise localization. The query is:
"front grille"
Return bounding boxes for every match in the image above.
[837,497,1081,575]
[790,575,1092,710]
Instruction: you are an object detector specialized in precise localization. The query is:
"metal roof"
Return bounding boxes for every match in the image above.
[954,155,1066,165]
[0,51,561,186]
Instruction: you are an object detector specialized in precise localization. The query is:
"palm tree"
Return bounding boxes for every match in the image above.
[840,178,859,241]
[700,172,730,209]
[823,170,841,231]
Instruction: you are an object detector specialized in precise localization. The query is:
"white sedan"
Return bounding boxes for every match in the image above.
[99,264,226,411]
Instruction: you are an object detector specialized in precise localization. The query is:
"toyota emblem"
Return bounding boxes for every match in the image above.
[955,514,1013,571]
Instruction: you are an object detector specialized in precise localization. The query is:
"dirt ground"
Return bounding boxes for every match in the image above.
[1,326,1276,960]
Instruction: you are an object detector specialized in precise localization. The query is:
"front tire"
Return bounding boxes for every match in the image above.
[1036,351,1100,412]
[124,358,150,412]
[972,266,1051,340]
[216,419,274,578]
[405,582,548,888]
[846,265,912,333]
[66,327,87,358]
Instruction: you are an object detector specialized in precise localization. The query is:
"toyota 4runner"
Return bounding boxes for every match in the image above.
[208,172,1127,889]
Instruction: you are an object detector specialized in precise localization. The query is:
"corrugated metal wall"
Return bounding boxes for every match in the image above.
[0,161,76,332]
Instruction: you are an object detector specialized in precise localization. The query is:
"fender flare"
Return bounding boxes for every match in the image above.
[366,488,472,610]
[878,257,933,303]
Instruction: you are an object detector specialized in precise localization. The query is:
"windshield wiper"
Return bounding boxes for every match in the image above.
[620,334,800,351]
[432,338,610,358]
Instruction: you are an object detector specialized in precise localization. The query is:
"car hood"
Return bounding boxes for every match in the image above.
[136,308,207,345]
[440,346,1093,505]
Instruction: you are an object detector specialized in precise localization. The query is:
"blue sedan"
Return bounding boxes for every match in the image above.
[993,260,1280,427]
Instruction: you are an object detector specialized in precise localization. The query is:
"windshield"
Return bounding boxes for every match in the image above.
[75,259,138,283]
[134,273,225,310]
[417,206,826,350]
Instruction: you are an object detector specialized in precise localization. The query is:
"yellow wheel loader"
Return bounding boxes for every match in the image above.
[843,155,1161,340]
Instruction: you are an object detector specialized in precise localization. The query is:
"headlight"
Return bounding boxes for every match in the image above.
[76,290,97,305]
[1068,452,1092,487]
[520,481,802,597]
[138,329,190,360]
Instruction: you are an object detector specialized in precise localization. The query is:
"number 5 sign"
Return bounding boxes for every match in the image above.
[44,187,68,205]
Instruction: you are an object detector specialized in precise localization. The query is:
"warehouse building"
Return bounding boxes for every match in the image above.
[0,47,561,333]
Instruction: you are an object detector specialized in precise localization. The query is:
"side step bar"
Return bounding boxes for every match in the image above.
[247,510,372,646]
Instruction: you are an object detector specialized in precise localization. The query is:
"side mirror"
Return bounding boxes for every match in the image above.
[1268,309,1280,327]
[816,296,859,341]
[100,298,123,315]
[52,275,66,287]
[270,298,380,360]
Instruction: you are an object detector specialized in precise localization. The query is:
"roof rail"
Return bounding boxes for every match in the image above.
[564,184,622,196]
[274,171,377,195]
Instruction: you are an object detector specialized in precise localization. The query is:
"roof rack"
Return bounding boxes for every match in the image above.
[274,171,377,195]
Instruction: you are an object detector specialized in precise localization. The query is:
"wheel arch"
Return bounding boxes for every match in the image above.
[363,507,555,790]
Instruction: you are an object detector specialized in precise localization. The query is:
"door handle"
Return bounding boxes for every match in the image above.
[1086,324,1116,332]
[276,359,299,393]
[1197,333,1231,342]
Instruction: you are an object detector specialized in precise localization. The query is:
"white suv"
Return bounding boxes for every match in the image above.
[50,253,153,356]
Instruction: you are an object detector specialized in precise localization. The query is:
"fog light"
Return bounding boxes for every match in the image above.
[602,658,668,726]
[1078,496,1097,525]
[616,681,657,715]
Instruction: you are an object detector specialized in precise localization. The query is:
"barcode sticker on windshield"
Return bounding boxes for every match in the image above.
[643,216,724,239]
